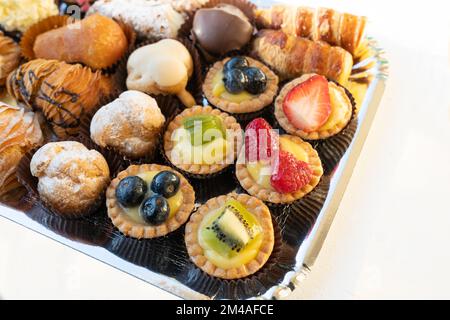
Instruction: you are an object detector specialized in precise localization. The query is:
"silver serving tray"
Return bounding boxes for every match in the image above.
[0,1,388,300]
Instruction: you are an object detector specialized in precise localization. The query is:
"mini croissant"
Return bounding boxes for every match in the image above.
[255,5,367,56]
[252,29,353,84]
[7,59,115,138]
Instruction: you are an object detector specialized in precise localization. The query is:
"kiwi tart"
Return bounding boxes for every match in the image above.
[163,105,242,177]
[275,74,354,140]
[185,193,274,279]
[106,164,195,239]
[203,56,279,114]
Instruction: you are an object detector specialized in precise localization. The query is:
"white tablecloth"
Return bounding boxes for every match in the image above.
[1,0,449,299]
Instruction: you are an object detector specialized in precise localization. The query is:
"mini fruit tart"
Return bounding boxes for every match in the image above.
[163,105,242,178]
[203,56,279,114]
[106,164,195,239]
[275,74,353,140]
[185,193,274,279]
[236,118,323,204]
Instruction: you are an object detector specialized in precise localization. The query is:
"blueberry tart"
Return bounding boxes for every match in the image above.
[106,164,195,239]
[185,193,274,279]
[203,56,279,115]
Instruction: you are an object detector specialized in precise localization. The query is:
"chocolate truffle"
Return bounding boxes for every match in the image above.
[192,4,253,56]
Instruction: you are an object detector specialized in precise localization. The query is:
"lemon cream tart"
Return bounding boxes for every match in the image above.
[236,118,323,204]
[106,164,195,239]
[275,74,353,140]
[203,56,279,114]
[185,193,274,279]
[163,106,242,177]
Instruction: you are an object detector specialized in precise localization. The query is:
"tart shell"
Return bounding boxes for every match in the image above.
[163,105,242,177]
[274,74,353,140]
[235,135,323,204]
[185,192,274,279]
[106,164,195,239]
[203,56,279,114]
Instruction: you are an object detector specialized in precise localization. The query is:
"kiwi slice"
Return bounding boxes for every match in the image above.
[202,199,262,257]
[182,115,225,146]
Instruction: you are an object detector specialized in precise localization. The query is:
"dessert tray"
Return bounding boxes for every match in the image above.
[0,0,388,299]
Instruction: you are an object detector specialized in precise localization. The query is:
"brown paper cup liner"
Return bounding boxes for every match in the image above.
[190,0,256,63]
[20,15,70,61]
[106,205,291,299]
[313,83,358,175]
[132,37,203,106]
[16,134,127,219]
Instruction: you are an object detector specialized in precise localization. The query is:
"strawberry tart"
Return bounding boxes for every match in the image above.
[235,118,323,205]
[274,74,353,140]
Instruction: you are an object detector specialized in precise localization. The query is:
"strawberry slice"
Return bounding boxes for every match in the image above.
[245,118,279,162]
[282,75,331,132]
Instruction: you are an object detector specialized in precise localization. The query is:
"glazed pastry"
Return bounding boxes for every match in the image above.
[252,29,353,84]
[32,14,128,69]
[106,164,195,239]
[0,103,43,198]
[90,90,166,159]
[275,74,353,140]
[6,59,116,138]
[236,118,323,204]
[185,193,274,279]
[88,0,186,40]
[0,0,58,33]
[192,4,253,56]
[0,32,21,86]
[30,141,110,217]
[127,39,196,108]
[164,106,242,177]
[203,56,279,114]
[255,5,367,56]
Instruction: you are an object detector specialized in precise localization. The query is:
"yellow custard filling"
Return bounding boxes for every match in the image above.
[245,135,309,190]
[198,201,263,269]
[171,128,230,165]
[319,84,351,131]
[120,171,183,224]
[212,70,256,103]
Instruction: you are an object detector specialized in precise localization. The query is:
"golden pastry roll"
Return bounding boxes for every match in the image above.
[255,5,367,56]
[252,29,353,85]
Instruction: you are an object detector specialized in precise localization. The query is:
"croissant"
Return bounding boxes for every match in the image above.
[7,59,116,138]
[252,30,353,84]
[0,32,21,86]
[255,5,367,56]
[0,103,43,198]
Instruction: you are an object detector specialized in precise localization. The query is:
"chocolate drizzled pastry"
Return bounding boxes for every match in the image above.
[6,59,115,138]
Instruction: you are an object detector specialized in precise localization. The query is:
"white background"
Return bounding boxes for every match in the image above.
[0,0,449,299]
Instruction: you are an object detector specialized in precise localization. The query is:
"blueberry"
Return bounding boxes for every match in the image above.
[223,69,248,94]
[116,176,148,207]
[243,67,267,95]
[223,57,249,73]
[141,195,170,225]
[151,171,180,198]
